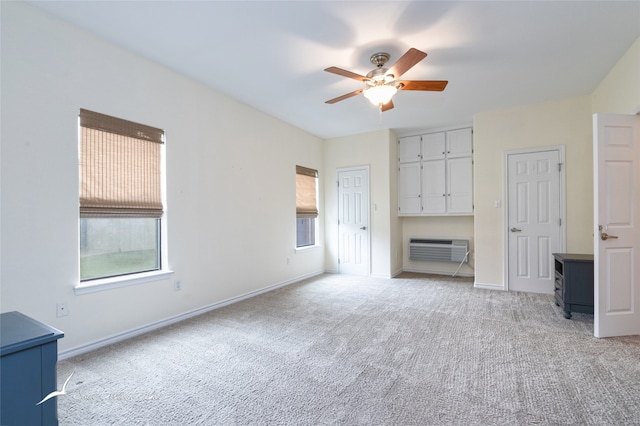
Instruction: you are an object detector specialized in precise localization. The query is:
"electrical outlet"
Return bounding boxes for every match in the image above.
[56,302,69,317]
[174,280,182,291]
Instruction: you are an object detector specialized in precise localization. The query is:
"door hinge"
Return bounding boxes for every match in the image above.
[559,218,562,226]
[558,163,563,172]
[337,180,340,187]
[338,258,341,264]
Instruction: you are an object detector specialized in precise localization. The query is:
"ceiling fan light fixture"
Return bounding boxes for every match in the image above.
[324,48,446,112]
[363,84,397,106]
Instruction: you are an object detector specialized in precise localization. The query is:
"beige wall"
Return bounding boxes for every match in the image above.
[1,2,324,354]
[473,96,593,288]
[472,35,640,289]
[323,129,397,277]
[388,131,403,276]
[592,37,640,114]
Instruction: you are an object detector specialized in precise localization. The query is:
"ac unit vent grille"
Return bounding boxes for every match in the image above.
[409,238,469,263]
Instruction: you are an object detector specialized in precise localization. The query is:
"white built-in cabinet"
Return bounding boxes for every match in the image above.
[398,128,473,216]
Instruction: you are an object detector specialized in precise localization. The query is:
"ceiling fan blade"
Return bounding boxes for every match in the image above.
[381,99,394,112]
[324,67,368,82]
[387,48,427,79]
[325,89,364,104]
[399,80,448,91]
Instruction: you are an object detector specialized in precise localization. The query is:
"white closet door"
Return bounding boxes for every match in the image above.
[422,159,446,214]
[447,156,473,214]
[398,162,422,215]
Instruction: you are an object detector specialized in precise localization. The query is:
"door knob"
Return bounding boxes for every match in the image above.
[360,226,367,230]
[510,227,521,232]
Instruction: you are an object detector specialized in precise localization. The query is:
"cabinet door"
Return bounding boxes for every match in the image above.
[421,132,446,161]
[421,159,446,214]
[447,156,473,214]
[446,128,473,158]
[398,162,422,215]
[398,136,422,163]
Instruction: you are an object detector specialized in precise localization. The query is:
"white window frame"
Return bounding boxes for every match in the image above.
[75,118,172,295]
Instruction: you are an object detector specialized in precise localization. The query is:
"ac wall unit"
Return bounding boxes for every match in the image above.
[409,238,469,263]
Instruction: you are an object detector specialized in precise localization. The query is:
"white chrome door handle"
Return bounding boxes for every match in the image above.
[599,225,618,240]
[601,232,618,240]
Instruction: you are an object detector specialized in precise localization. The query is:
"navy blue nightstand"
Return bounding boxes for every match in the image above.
[553,253,594,319]
[1,311,64,425]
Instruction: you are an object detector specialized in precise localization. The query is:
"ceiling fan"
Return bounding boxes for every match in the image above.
[324,48,448,112]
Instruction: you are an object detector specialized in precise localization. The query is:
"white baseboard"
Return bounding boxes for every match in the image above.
[474,281,506,291]
[59,270,325,360]
[402,267,474,278]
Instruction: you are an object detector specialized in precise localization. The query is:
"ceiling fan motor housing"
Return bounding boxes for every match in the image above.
[365,67,393,86]
[370,52,390,67]
[366,52,395,86]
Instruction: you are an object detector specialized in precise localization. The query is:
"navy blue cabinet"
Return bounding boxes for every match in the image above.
[553,253,594,319]
[1,311,64,425]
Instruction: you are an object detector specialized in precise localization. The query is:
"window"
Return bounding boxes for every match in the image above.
[79,109,165,281]
[295,165,318,248]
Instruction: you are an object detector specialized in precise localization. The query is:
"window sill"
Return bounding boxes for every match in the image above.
[295,244,321,253]
[74,270,174,295]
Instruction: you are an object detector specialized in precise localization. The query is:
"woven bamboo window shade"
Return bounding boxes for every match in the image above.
[79,109,164,218]
[295,165,318,218]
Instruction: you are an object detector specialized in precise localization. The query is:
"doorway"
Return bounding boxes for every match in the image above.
[337,167,370,276]
[505,147,565,293]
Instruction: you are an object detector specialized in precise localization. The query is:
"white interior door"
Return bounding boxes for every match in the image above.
[337,167,370,276]
[594,113,640,338]
[507,149,563,293]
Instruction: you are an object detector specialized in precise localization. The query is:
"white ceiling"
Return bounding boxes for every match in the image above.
[28,1,640,139]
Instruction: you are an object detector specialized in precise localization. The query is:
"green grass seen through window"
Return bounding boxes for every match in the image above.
[80,250,158,281]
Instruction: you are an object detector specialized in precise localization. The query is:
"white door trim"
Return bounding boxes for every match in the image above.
[336,165,371,275]
[503,146,566,291]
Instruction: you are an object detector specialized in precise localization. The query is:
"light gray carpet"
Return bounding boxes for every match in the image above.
[56,273,640,425]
